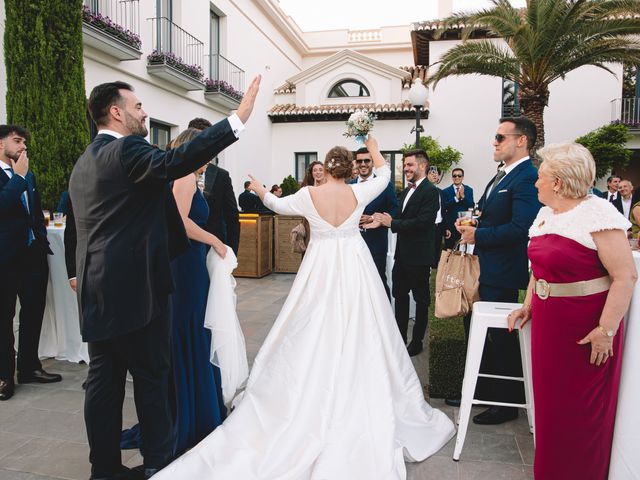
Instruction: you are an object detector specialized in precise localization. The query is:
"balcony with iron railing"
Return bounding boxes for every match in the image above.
[204,54,245,109]
[82,0,141,60]
[146,17,205,91]
[611,98,640,129]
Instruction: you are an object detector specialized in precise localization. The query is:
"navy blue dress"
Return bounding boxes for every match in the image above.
[121,188,226,455]
[171,188,226,454]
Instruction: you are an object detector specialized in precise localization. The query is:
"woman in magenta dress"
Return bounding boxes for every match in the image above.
[508,143,636,480]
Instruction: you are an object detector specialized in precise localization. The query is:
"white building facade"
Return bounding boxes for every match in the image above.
[0,0,625,196]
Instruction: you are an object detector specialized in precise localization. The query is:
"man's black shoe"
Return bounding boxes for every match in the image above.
[0,379,14,401]
[89,466,134,480]
[17,369,62,384]
[445,398,461,407]
[407,341,423,357]
[472,406,518,425]
[131,465,162,479]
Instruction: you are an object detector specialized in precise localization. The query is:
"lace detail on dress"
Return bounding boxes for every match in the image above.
[529,196,631,250]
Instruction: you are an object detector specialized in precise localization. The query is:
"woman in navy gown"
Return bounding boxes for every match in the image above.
[121,128,228,455]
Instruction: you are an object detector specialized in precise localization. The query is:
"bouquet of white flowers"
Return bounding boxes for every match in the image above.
[343,110,376,147]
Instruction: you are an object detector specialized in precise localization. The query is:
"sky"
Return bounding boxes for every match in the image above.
[277,0,526,32]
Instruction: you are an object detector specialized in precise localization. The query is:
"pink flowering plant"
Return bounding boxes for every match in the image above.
[147,50,204,81]
[204,79,244,101]
[82,5,141,50]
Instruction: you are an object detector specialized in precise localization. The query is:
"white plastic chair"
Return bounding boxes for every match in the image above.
[453,301,535,461]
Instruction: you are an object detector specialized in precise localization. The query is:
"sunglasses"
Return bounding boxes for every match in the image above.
[355,159,371,164]
[494,133,524,143]
[452,174,463,178]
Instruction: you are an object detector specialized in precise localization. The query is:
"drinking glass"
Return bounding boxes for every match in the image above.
[53,212,64,227]
[42,210,50,227]
[458,210,474,226]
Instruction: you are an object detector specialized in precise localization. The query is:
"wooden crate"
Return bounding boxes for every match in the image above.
[274,215,304,273]
[235,214,273,278]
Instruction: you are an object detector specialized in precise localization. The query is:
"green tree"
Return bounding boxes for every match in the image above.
[280,175,300,197]
[428,0,640,149]
[4,0,89,210]
[401,135,462,173]
[576,123,632,179]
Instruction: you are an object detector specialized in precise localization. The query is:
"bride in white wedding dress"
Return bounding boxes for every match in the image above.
[154,136,455,480]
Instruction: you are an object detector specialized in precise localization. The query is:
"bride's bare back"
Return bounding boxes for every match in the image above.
[308,179,357,228]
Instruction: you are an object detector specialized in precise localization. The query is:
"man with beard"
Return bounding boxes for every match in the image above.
[0,125,61,402]
[350,146,397,298]
[372,149,439,356]
[69,77,260,479]
[456,116,541,423]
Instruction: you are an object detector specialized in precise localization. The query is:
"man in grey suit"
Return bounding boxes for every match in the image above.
[69,77,260,479]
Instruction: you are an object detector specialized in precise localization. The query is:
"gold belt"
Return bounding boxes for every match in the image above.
[534,276,611,300]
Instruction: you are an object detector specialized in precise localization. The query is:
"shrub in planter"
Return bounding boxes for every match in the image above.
[280,175,300,197]
[82,5,141,49]
[204,79,243,102]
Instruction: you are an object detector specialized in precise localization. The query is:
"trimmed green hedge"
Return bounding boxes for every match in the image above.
[5,0,89,210]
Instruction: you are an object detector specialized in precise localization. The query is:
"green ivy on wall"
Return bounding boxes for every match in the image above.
[4,0,89,210]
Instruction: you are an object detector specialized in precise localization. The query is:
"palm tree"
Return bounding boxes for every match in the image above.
[427,0,640,149]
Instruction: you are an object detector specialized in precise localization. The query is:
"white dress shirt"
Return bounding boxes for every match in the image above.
[622,196,632,220]
[402,177,425,212]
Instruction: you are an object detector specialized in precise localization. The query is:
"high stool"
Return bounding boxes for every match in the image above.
[453,301,535,461]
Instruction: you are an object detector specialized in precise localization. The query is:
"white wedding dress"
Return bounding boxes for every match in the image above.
[154,165,455,480]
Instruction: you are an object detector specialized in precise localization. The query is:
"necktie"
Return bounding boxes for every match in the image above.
[408,182,416,190]
[490,170,506,194]
[5,167,34,245]
[609,193,615,203]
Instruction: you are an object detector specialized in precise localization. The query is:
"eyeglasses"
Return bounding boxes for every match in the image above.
[355,159,371,164]
[494,133,524,143]
[452,174,463,178]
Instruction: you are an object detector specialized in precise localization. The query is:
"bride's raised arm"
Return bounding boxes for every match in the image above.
[353,135,391,206]
[247,174,305,216]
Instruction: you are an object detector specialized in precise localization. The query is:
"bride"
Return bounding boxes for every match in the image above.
[154,136,455,479]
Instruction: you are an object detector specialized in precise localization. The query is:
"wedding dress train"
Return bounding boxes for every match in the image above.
[155,165,455,479]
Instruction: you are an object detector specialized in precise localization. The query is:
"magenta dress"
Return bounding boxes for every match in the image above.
[528,197,630,480]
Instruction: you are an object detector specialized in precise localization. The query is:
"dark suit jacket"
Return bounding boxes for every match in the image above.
[348,177,398,255]
[391,179,439,266]
[64,199,76,278]
[69,120,237,342]
[442,184,474,232]
[0,169,50,266]
[203,164,240,254]
[238,190,265,213]
[475,159,541,290]
[600,190,624,215]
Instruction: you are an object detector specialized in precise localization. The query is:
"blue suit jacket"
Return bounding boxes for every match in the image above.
[475,160,541,290]
[349,177,398,255]
[442,184,474,232]
[0,169,50,266]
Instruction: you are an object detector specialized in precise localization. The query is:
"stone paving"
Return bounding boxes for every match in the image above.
[0,274,534,480]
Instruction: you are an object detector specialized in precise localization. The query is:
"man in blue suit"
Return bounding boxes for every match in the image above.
[457,116,541,425]
[441,168,474,249]
[0,125,62,402]
[350,147,398,298]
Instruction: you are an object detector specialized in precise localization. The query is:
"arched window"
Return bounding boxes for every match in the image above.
[328,79,370,98]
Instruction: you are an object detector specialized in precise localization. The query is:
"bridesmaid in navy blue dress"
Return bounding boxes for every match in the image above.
[170,128,228,454]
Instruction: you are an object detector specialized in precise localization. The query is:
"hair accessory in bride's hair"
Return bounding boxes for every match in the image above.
[327,158,337,171]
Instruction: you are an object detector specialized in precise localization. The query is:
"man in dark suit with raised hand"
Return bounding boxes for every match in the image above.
[350,146,398,298]
[69,77,260,480]
[442,167,474,249]
[373,149,439,356]
[457,116,541,425]
[0,125,61,402]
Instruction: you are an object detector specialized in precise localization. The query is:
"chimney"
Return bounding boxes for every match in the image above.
[438,0,453,18]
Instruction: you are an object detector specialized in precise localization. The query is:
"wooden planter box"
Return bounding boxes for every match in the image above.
[274,215,304,273]
[235,214,273,278]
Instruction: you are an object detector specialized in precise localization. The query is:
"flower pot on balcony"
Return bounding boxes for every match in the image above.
[204,89,242,109]
[147,62,204,91]
[82,23,142,60]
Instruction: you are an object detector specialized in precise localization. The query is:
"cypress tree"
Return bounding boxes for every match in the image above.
[4,0,89,210]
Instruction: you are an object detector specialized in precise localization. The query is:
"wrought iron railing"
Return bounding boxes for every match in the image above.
[611,97,640,127]
[148,17,204,81]
[206,54,245,96]
[82,0,141,49]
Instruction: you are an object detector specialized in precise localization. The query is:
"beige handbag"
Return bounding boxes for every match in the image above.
[434,243,480,319]
[290,221,307,254]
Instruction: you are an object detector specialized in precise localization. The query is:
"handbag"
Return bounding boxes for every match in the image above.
[434,242,480,319]
[290,221,307,254]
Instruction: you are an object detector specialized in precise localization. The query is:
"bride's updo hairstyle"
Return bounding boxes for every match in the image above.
[537,142,595,199]
[324,146,353,180]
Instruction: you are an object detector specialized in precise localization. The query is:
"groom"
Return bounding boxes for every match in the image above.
[373,149,439,356]
[69,77,260,479]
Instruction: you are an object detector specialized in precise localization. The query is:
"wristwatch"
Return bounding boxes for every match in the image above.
[597,325,615,338]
